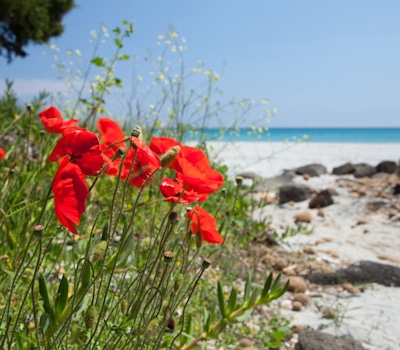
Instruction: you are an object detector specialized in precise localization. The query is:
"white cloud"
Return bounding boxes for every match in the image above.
[0,78,67,97]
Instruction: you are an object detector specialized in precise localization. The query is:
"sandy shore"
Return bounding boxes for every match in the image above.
[209,141,400,350]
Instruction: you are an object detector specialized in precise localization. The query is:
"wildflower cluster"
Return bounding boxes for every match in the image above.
[39,105,224,242]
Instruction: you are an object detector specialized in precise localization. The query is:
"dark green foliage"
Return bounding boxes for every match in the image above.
[0,0,75,62]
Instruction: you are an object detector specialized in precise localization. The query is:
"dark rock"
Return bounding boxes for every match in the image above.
[304,260,400,287]
[393,184,400,195]
[354,164,376,178]
[376,160,397,174]
[296,331,365,350]
[366,200,390,212]
[309,189,334,208]
[279,184,313,204]
[293,163,327,177]
[332,162,355,175]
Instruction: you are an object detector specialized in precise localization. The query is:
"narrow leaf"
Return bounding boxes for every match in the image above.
[226,288,237,315]
[54,275,69,320]
[39,274,54,318]
[81,260,92,289]
[261,272,273,299]
[217,281,226,317]
[244,274,252,301]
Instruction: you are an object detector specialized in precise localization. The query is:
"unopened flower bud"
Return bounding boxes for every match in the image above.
[33,225,44,239]
[91,241,108,262]
[130,125,142,139]
[163,251,174,264]
[235,176,243,186]
[26,104,32,112]
[201,258,212,270]
[174,273,184,292]
[144,318,160,339]
[221,188,227,197]
[160,145,180,168]
[168,211,178,223]
[84,305,97,329]
[115,147,126,159]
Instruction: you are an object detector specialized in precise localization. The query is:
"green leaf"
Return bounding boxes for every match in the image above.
[235,309,252,322]
[270,273,282,293]
[226,287,237,315]
[54,275,68,320]
[90,57,104,67]
[81,260,92,289]
[114,38,123,48]
[244,274,252,301]
[248,286,260,307]
[40,313,52,333]
[39,274,54,318]
[261,272,273,299]
[217,281,226,317]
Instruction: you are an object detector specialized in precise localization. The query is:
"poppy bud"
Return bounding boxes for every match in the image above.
[115,147,126,159]
[144,318,160,339]
[163,251,174,264]
[130,125,142,139]
[26,104,32,112]
[33,224,44,239]
[168,211,178,223]
[174,273,183,292]
[91,241,108,262]
[160,145,180,168]
[84,305,97,329]
[201,258,212,270]
[235,176,243,187]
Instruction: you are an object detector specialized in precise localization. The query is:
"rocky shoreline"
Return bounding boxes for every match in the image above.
[237,160,400,350]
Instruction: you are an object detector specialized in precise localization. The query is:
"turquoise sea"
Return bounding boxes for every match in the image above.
[196,127,400,143]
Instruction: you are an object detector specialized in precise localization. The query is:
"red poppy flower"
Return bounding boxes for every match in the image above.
[173,146,224,194]
[97,118,126,175]
[159,177,208,204]
[52,158,88,234]
[120,137,162,188]
[150,137,181,156]
[0,147,5,160]
[38,106,79,134]
[48,129,103,176]
[150,137,224,194]
[187,206,223,244]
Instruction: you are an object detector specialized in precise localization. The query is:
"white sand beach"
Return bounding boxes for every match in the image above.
[209,141,400,350]
[208,141,400,179]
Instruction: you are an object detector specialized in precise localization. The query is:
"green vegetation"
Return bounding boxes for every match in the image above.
[0,23,290,349]
[0,0,75,62]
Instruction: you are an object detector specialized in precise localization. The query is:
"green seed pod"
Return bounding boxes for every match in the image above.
[91,241,108,262]
[235,176,244,186]
[163,251,174,265]
[144,318,160,339]
[202,258,212,270]
[174,273,184,292]
[84,305,97,329]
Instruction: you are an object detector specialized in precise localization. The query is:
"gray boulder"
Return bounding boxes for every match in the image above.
[332,162,355,175]
[294,163,327,177]
[296,331,365,350]
[279,184,313,204]
[376,160,397,174]
[354,163,376,178]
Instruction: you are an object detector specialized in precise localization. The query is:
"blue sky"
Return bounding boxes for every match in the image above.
[1,0,400,127]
